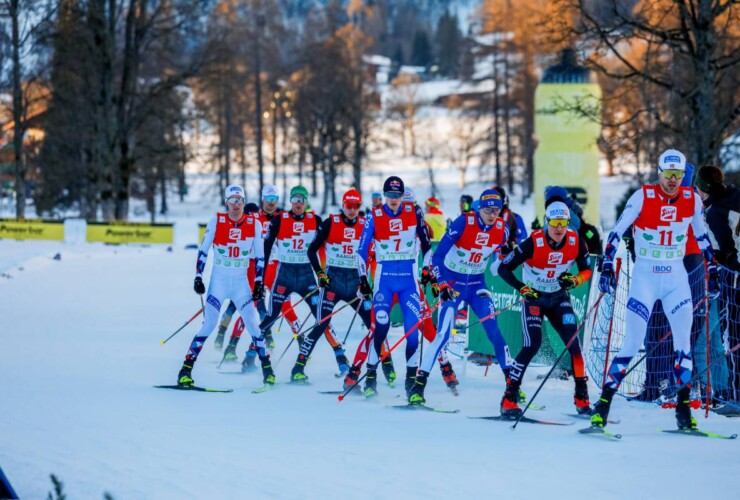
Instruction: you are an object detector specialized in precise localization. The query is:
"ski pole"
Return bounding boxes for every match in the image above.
[513,291,606,429]
[160,307,204,345]
[675,339,740,403]
[199,295,206,324]
[261,287,320,334]
[601,258,622,386]
[453,298,525,331]
[296,297,360,338]
[342,299,363,344]
[338,299,444,401]
[275,307,322,367]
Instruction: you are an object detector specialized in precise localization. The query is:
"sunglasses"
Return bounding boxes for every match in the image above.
[344,203,361,210]
[547,218,569,228]
[480,207,500,215]
[226,197,245,205]
[290,196,307,204]
[660,168,684,179]
[263,195,279,202]
[385,191,403,199]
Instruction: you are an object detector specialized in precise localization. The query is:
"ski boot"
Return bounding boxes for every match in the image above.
[500,379,523,419]
[364,363,378,398]
[265,331,276,350]
[574,377,592,415]
[214,330,225,350]
[241,347,257,373]
[334,348,350,376]
[408,371,428,406]
[259,354,276,385]
[405,366,418,399]
[344,365,361,391]
[590,386,616,428]
[675,387,698,430]
[290,354,309,384]
[222,338,239,363]
[381,357,397,388]
[177,362,194,387]
[440,362,459,391]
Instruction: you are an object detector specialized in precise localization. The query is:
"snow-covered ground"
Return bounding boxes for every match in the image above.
[2,178,738,499]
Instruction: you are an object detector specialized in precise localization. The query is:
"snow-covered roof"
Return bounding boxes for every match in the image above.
[363,54,392,67]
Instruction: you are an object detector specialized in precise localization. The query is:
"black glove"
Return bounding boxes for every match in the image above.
[519,285,539,302]
[439,283,455,302]
[430,281,440,298]
[194,276,205,295]
[253,280,265,301]
[557,272,580,291]
[420,266,434,286]
[317,271,331,288]
[359,275,373,300]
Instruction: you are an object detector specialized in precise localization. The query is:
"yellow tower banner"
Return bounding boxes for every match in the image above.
[86,222,174,244]
[198,223,207,243]
[0,218,65,241]
[534,50,601,224]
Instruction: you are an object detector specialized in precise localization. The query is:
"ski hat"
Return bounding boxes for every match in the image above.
[479,189,503,210]
[262,184,280,199]
[290,185,309,199]
[343,189,362,205]
[658,149,686,172]
[225,184,246,200]
[545,201,570,223]
[426,197,441,209]
[696,165,725,195]
[545,185,569,206]
[403,187,416,202]
[371,191,382,199]
[383,176,404,194]
[491,186,509,208]
[245,202,260,214]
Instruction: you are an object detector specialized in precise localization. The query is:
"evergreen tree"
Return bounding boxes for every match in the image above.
[434,10,460,76]
[410,29,432,67]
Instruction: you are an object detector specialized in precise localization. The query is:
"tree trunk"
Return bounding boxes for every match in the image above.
[254,12,265,196]
[11,0,25,219]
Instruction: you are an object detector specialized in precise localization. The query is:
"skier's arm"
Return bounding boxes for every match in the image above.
[498,237,534,291]
[252,220,264,281]
[431,215,466,283]
[308,218,332,273]
[571,237,593,286]
[196,216,216,277]
[706,206,738,266]
[604,190,643,262]
[416,206,433,267]
[357,212,375,277]
[690,194,713,257]
[264,215,281,263]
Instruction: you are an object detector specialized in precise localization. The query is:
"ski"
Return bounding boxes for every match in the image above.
[318,390,345,395]
[251,384,275,394]
[154,384,233,393]
[578,427,622,439]
[564,413,621,425]
[468,415,573,426]
[388,404,460,414]
[661,429,737,439]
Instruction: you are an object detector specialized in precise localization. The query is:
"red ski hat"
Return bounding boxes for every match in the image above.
[425,197,441,209]
[343,189,362,205]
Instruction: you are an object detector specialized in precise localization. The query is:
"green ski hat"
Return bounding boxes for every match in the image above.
[290,185,309,199]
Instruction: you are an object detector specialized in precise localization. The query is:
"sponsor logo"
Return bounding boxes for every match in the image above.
[467,215,475,224]
[375,292,384,302]
[660,206,677,221]
[293,222,304,232]
[496,220,503,229]
[664,155,681,163]
[207,295,221,310]
[405,205,412,212]
[535,237,544,247]
[503,252,515,264]
[646,189,655,199]
[652,265,672,273]
[547,252,564,265]
[627,297,649,322]
[390,179,401,188]
[343,228,355,240]
[326,292,335,301]
[229,228,241,240]
[529,306,540,315]
[671,298,691,315]
[563,313,576,325]
[376,310,390,324]
[476,233,490,246]
[549,208,569,218]
[389,219,403,232]
[219,216,225,223]
[683,190,691,198]
[568,236,575,245]
[276,285,286,295]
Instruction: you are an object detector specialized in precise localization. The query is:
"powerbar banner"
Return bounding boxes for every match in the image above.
[0,218,64,241]
[86,222,174,244]
[198,223,207,243]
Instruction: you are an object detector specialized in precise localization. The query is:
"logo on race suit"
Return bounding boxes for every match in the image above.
[376,309,390,324]
[660,206,677,222]
[535,237,544,247]
[652,265,672,273]
[671,298,691,315]
[476,233,490,246]
[219,216,226,223]
[229,228,241,240]
[627,297,649,322]
[496,220,503,229]
[375,292,384,302]
[293,222,304,233]
[568,236,576,246]
[326,291,335,301]
[405,205,412,212]
[563,313,576,325]
[389,219,403,232]
[683,190,691,198]
[548,252,564,265]
[529,306,540,316]
[343,228,355,240]
[646,189,655,199]
[276,285,286,295]
[467,215,475,224]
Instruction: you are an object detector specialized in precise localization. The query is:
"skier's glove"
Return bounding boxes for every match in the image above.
[420,266,434,286]
[439,283,455,302]
[557,272,581,291]
[194,276,205,295]
[519,285,539,302]
[359,275,373,300]
[598,260,617,294]
[317,271,331,288]
[253,280,265,301]
[707,260,720,299]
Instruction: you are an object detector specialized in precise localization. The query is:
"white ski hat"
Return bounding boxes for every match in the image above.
[225,184,246,200]
[262,184,280,199]
[658,149,686,171]
[403,187,415,202]
[545,201,570,222]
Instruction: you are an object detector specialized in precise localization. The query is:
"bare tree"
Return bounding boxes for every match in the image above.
[387,72,421,156]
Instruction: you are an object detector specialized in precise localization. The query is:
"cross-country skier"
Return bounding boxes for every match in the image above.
[177,185,265,387]
[408,189,513,405]
[357,176,433,398]
[591,149,718,430]
[497,201,594,418]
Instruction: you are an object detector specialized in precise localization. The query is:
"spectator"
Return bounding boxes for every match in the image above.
[460,194,474,214]
[424,196,446,242]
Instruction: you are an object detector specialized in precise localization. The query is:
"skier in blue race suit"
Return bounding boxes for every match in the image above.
[357,175,433,398]
[408,189,514,405]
